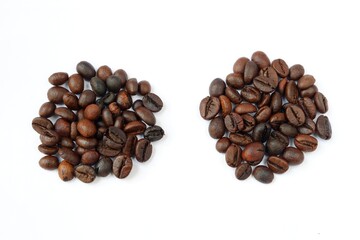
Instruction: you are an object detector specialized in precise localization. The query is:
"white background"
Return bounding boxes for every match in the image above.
[0,0,359,239]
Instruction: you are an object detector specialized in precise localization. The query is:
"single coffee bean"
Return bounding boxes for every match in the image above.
[76,61,96,80]
[258,93,271,108]
[55,107,76,122]
[209,78,226,97]
[242,142,265,163]
[297,118,316,135]
[216,137,231,153]
[109,102,121,116]
[144,126,165,142]
[113,154,133,178]
[32,117,54,135]
[241,114,256,132]
[251,51,270,69]
[117,90,133,110]
[40,129,60,146]
[60,137,74,148]
[234,103,257,115]
[244,61,259,84]
[270,92,282,113]
[102,108,114,127]
[48,72,68,85]
[219,95,232,117]
[266,131,289,155]
[47,86,68,104]
[83,104,101,121]
[135,106,156,126]
[75,165,96,183]
[125,78,138,95]
[316,115,332,140]
[199,96,220,120]
[226,73,244,89]
[225,144,242,167]
[285,104,306,126]
[135,139,152,162]
[294,134,318,152]
[252,122,271,143]
[298,75,315,90]
[81,150,100,165]
[253,75,278,93]
[208,116,225,139]
[235,163,252,180]
[74,136,97,149]
[224,112,244,133]
[233,57,249,74]
[229,133,253,146]
[39,102,56,118]
[225,86,242,104]
[298,97,316,119]
[122,110,138,123]
[255,106,272,123]
[300,85,318,98]
[78,90,96,108]
[58,147,80,165]
[253,166,274,184]
[63,92,79,110]
[38,144,58,155]
[114,116,125,129]
[102,92,116,105]
[138,80,151,95]
[259,67,278,82]
[106,75,121,93]
[241,86,261,103]
[314,92,328,113]
[282,147,304,165]
[271,59,289,77]
[124,121,146,135]
[97,65,112,81]
[123,134,137,156]
[97,141,121,157]
[90,77,107,96]
[70,122,78,140]
[58,160,74,182]
[77,119,97,138]
[105,126,127,148]
[285,80,299,104]
[113,69,128,87]
[278,78,288,95]
[289,64,304,80]
[279,123,298,138]
[142,93,163,112]
[39,156,59,170]
[269,112,287,129]
[95,157,113,177]
[68,74,84,94]
[267,156,289,174]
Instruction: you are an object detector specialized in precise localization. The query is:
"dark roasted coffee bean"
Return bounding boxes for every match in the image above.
[48,72,68,85]
[272,59,289,77]
[125,78,138,95]
[253,166,274,184]
[235,163,252,180]
[298,75,315,90]
[209,78,226,97]
[208,116,225,139]
[255,106,272,123]
[76,61,96,80]
[38,144,58,155]
[144,126,164,142]
[279,123,298,138]
[225,144,242,167]
[242,142,265,163]
[241,86,261,103]
[95,157,113,177]
[81,150,100,165]
[270,92,282,113]
[105,126,127,147]
[63,92,79,110]
[226,73,244,89]
[32,117,54,135]
[269,112,286,129]
[78,90,96,108]
[68,74,84,94]
[143,92,163,112]
[224,113,244,133]
[234,103,257,115]
[39,156,59,170]
[253,75,278,93]
[266,131,289,155]
[294,134,318,152]
[199,96,220,120]
[298,97,316,119]
[225,87,242,104]
[123,134,137,156]
[244,61,259,84]
[285,80,299,104]
[297,118,316,135]
[75,165,96,183]
[114,116,125,129]
[285,104,306,126]
[47,86,68,104]
[278,78,287,95]
[124,121,146,135]
[102,92,116,105]
[135,106,156,126]
[241,114,256,132]
[40,129,60,146]
[39,102,56,118]
[58,147,80,166]
[267,156,288,174]
[113,154,132,178]
[316,115,332,140]
[283,147,304,165]
[60,137,74,148]
[77,119,97,138]
[314,92,328,113]
[105,75,121,93]
[289,64,304,80]
[251,51,270,69]
[76,136,98,149]
[258,93,271,108]
[216,137,231,153]
[84,104,101,121]
[55,107,76,122]
[122,110,138,123]
[97,141,121,157]
[58,161,74,181]
[233,57,249,74]
[219,95,232,117]
[229,133,253,146]
[97,65,112,81]
[117,90,133,110]
[135,139,152,162]
[252,123,271,143]
[138,80,151,95]
[300,85,318,98]
[90,77,107,96]
[113,69,128,87]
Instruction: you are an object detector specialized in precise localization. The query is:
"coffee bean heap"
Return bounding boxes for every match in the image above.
[32,61,164,183]
[199,51,332,184]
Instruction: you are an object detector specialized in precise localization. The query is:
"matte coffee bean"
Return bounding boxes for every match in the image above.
[199,96,220,120]
[279,123,298,138]
[252,122,271,143]
[76,136,98,149]
[267,156,288,174]
[282,147,304,165]
[106,75,121,93]
[58,147,80,166]
[77,119,97,137]
[229,133,253,146]
[55,107,76,122]
[32,117,54,135]
[125,78,138,95]
[208,116,225,139]
[219,95,232,117]
[135,106,156,126]
[234,103,257,115]
[124,121,146,135]
[38,144,58,155]
[78,90,96,108]
[253,75,277,93]
[123,134,137,156]
[285,80,299,104]
[298,75,315,90]
[272,59,289,77]
[298,97,316,119]
[117,90,133,110]
[122,110,138,123]
[90,77,107,96]
[68,74,84,94]
[241,114,256,132]
[75,165,96,183]
[235,163,252,180]
[244,61,259,84]
[39,102,56,118]
[97,65,112,81]
[113,154,133,178]
[63,92,79,110]
[297,118,316,135]
[95,157,113,177]
[294,134,318,152]
[209,78,226,97]
[216,137,231,153]
[138,80,151,95]
[314,92,328,113]
[135,139,152,162]
[289,64,304,80]
[285,104,306,126]
[266,131,289,155]
[76,61,96,80]
[39,156,59,170]
[226,73,244,89]
[48,72,68,85]
[40,129,60,146]
[84,104,101,120]
[242,142,265,163]
[253,166,274,184]
[270,92,282,113]
[81,150,100,165]
[258,93,271,108]
[233,57,249,74]
[144,126,165,142]
[58,161,74,182]
[241,86,261,103]
[60,137,74,148]
[224,112,244,133]
[47,86,68,104]
[251,51,270,69]
[225,87,242,104]
[113,69,128,87]
[225,144,242,167]
[255,106,272,123]
[102,108,114,127]
[316,115,332,140]
[300,85,318,98]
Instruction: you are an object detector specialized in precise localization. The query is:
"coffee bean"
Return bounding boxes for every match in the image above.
[32,117,54,135]
[225,144,242,167]
[235,163,252,180]
[90,77,107,96]
[135,106,156,126]
[282,147,304,165]
[258,93,271,108]
[252,122,271,143]
[272,59,289,77]
[47,86,68,104]
[298,75,315,90]
[114,116,125,129]
[224,113,244,133]
[144,126,165,142]
[113,69,128,87]
[229,133,253,146]
[78,90,96,108]
[225,86,242,104]
[105,75,121,93]
[122,110,138,123]
[117,90,133,110]
[48,72,68,85]
[253,166,274,184]
[76,61,96,80]
[208,116,225,139]
[216,137,231,153]
[58,147,80,165]
[269,112,287,129]
[77,119,97,138]
[267,156,288,174]
[234,103,257,115]
[68,74,84,94]
[58,160,74,181]
[101,108,114,127]
[113,154,133,178]
[298,97,316,119]
[314,92,328,113]
[135,139,153,162]
[297,118,316,135]
[39,156,59,170]
[255,106,272,123]
[244,61,259,84]
[285,80,299,104]
[97,65,112,81]
[83,104,101,121]
[125,78,138,95]
[266,131,289,155]
[39,102,56,118]
[241,86,261,103]
[242,142,265,163]
[316,115,332,140]
[138,80,151,95]
[108,102,121,116]
[285,104,306,126]
[70,122,78,140]
[102,92,116,105]
[259,67,278,82]
[38,144,58,155]
[253,76,278,93]
[123,134,137,156]
[219,95,232,117]
[81,150,100,165]
[300,85,318,98]
[289,64,304,80]
[63,92,79,110]
[40,129,60,146]
[226,73,244,89]
[124,121,146,135]
[199,96,220,120]
[97,141,121,157]
[55,107,76,122]
[95,157,113,177]
[251,51,270,69]
[233,57,249,74]
[294,134,318,152]
[241,114,256,132]
[60,137,74,148]
[209,78,226,97]
[270,92,282,113]
[75,165,96,183]
[279,123,298,138]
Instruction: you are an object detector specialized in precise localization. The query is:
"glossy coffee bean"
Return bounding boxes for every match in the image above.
[298,97,316,119]
[241,86,261,103]
[76,61,96,80]
[199,96,220,120]
[142,93,163,112]
[125,78,138,95]
[225,87,242,104]
[75,136,98,149]
[272,59,289,77]
[282,147,304,165]
[113,154,133,178]
[216,137,231,153]
[242,142,265,163]
[235,163,252,180]
[144,126,165,142]
[229,133,253,146]
[84,104,101,120]
[270,92,282,113]
[135,106,156,126]
[122,110,138,123]
[241,114,256,132]
[63,92,79,110]
[124,121,146,135]
[224,113,244,133]
[226,73,244,89]
[58,160,74,182]
[219,95,232,117]
[97,141,121,157]
[40,129,60,146]
[244,61,259,84]
[289,64,304,80]
[68,74,84,94]
[258,93,271,108]
[234,103,257,115]
[255,106,272,123]
[138,80,151,95]
[314,92,328,113]
[294,134,318,152]
[55,107,76,122]
[251,51,270,69]
[81,150,100,165]
[39,102,56,118]
[285,104,306,126]
[298,75,315,90]
[253,166,274,184]
[114,116,125,129]
[75,165,96,183]
[209,78,226,97]
[48,72,68,85]
[123,134,137,156]
[285,80,299,104]
[267,156,289,174]
[316,115,332,140]
[278,78,288,95]
[106,75,121,93]
[117,90,133,110]
[135,139,152,162]
[78,90,96,108]
[269,112,287,129]
[90,77,107,96]
[297,118,316,135]
[38,144,58,155]
[39,156,59,170]
[32,117,54,135]
[233,57,249,74]
[225,144,242,167]
[47,86,68,104]
[279,123,298,138]
[97,65,112,81]
[208,116,225,139]
[266,131,289,155]
[95,157,113,177]
[77,119,97,137]
[252,122,271,143]
[54,118,70,137]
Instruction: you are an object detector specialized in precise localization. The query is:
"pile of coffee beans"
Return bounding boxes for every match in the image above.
[32,61,164,183]
[199,51,331,184]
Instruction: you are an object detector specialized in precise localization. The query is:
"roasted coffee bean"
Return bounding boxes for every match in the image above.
[109,102,121,116]
[208,116,225,139]
[241,114,256,132]
[78,90,96,108]
[285,104,306,126]
[199,96,220,120]
[97,141,121,157]
[300,85,318,98]
[272,59,289,77]
[229,133,253,146]
[209,78,226,97]
[298,97,316,119]
[316,115,332,140]
[143,93,163,112]
[122,110,138,123]
[70,122,78,140]
[102,92,116,105]
[226,73,244,89]
[38,144,58,155]
[105,126,127,148]
[255,106,272,123]
[117,90,132,110]
[75,136,98,149]
[225,144,242,167]
[259,67,278,82]
[125,78,138,95]
[225,87,242,104]
[32,117,54,135]
[266,131,289,155]
[39,102,56,118]
[40,129,60,146]
[219,95,232,117]
[84,104,101,121]
[314,92,328,113]
[289,64,304,80]
[285,80,299,104]
[114,116,125,129]
[267,156,289,174]
[216,137,231,153]
[102,108,114,127]
[144,126,165,142]
[68,74,84,94]
[298,75,315,90]
[63,92,79,110]
[123,134,138,156]
[55,107,76,122]
[258,93,271,108]
[235,163,252,180]
[95,157,113,177]
[97,65,112,81]
[234,103,257,115]
[58,147,80,166]
[244,61,259,84]
[253,75,278,93]
[241,86,261,103]
[90,77,107,96]
[294,134,318,152]
[297,118,316,135]
[47,86,68,104]
[60,137,74,148]
[138,80,151,95]
[77,119,97,137]
[113,69,128,87]
[279,123,298,138]
[242,142,265,163]
[282,147,304,165]
[124,121,146,135]
[39,156,59,170]
[233,57,249,74]
[270,92,282,113]
[135,139,152,162]
[251,51,270,69]
[75,147,89,156]
[252,123,271,143]
[81,150,100,165]
[253,166,274,184]
[48,72,68,85]
[75,165,96,183]
[113,154,132,178]
[269,112,286,129]
[106,75,121,93]
[76,61,96,80]
[224,113,244,133]
[278,78,287,95]
[58,161,74,181]
[135,106,156,126]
